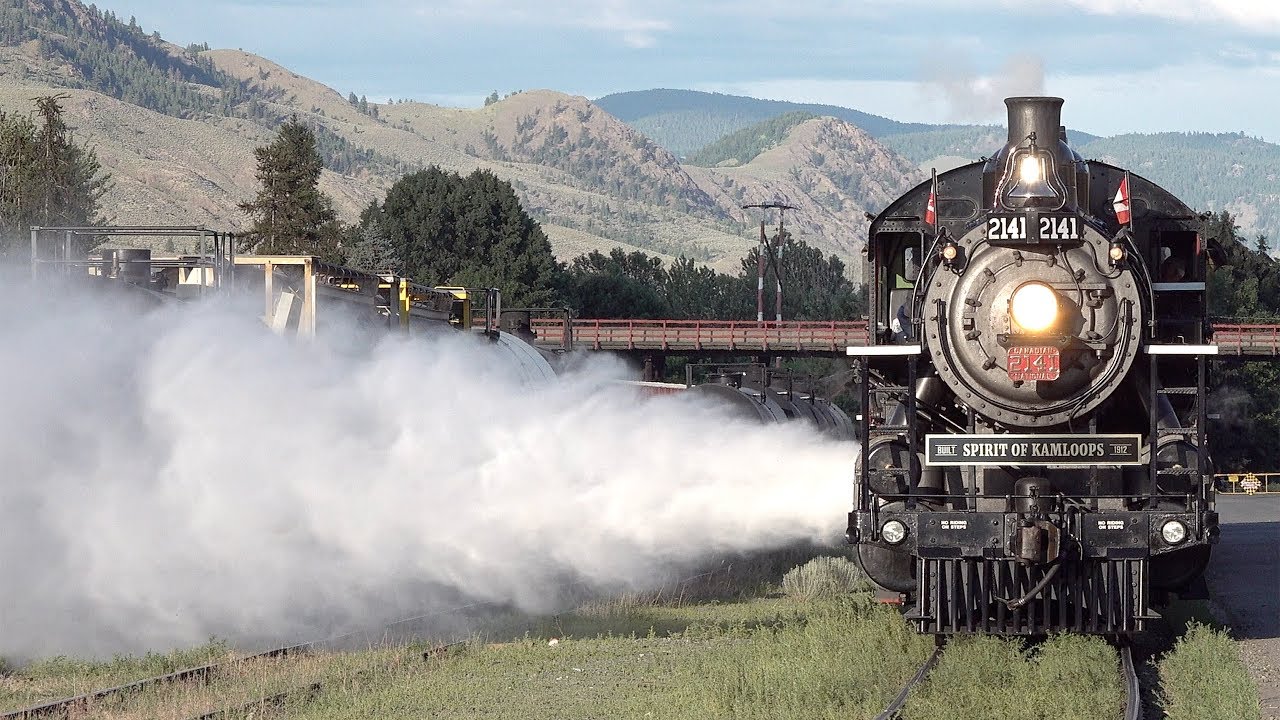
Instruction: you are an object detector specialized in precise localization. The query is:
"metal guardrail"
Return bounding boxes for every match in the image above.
[529,318,870,353]
[529,318,1280,358]
[1216,472,1280,494]
[1210,324,1280,356]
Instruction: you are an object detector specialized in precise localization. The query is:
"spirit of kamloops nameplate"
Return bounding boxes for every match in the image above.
[924,434,1143,466]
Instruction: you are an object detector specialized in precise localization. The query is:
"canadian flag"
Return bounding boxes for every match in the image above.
[925,171,937,229]
[1113,174,1131,226]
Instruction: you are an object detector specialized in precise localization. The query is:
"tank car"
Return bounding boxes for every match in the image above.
[687,366,856,440]
[848,97,1217,635]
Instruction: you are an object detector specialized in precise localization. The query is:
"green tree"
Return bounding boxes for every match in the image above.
[0,96,110,256]
[664,255,749,319]
[739,234,865,321]
[238,117,341,260]
[560,249,669,318]
[362,166,560,307]
[1204,210,1280,470]
[343,214,400,273]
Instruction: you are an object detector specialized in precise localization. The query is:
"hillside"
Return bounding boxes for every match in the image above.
[0,1,931,272]
[1075,132,1280,244]
[880,127,1280,244]
[594,89,943,158]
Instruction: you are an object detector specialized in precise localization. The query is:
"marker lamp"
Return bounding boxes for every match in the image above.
[940,243,958,262]
[1010,282,1059,333]
[881,519,908,545]
[1161,519,1188,545]
[1109,244,1126,262]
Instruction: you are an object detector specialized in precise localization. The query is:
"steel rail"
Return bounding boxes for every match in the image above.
[185,638,467,720]
[0,643,310,719]
[874,641,945,720]
[185,682,322,720]
[1120,642,1143,720]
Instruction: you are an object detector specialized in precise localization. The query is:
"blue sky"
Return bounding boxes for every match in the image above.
[102,0,1280,140]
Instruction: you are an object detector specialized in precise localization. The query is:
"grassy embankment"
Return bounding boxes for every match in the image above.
[0,555,1262,719]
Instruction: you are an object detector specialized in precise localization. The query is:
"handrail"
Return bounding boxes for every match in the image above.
[527,318,1280,357]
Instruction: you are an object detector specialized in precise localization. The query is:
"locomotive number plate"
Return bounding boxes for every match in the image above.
[986,213,1081,242]
[1007,345,1060,381]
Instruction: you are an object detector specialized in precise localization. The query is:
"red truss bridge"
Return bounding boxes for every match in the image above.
[529,318,1280,359]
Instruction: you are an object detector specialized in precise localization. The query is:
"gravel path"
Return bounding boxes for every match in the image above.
[1206,494,1280,719]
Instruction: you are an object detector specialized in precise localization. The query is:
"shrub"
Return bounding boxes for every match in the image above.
[780,555,869,601]
[1159,622,1261,720]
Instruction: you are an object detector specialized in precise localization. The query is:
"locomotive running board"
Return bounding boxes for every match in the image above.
[847,345,922,356]
[1144,344,1218,355]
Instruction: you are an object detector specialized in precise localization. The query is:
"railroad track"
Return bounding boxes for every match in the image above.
[1118,641,1143,720]
[0,636,469,720]
[0,642,311,719]
[873,640,945,720]
[0,598,496,720]
[872,638,1144,720]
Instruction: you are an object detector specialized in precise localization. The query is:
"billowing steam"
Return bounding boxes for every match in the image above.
[922,52,1046,122]
[0,273,854,659]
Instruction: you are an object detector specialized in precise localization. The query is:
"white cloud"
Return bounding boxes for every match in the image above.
[1053,0,1280,33]
[414,0,670,47]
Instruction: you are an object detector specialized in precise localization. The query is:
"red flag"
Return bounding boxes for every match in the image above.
[1113,174,1131,226]
[925,169,937,230]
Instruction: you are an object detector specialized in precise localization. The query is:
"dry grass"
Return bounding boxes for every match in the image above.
[905,633,1125,720]
[1158,622,1261,720]
[9,552,1227,720]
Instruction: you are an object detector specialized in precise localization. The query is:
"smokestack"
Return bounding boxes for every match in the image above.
[1005,96,1063,148]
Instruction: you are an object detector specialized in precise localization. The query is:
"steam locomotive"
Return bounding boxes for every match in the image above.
[848,97,1218,635]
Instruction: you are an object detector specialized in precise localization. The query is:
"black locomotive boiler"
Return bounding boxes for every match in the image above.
[848,96,1218,635]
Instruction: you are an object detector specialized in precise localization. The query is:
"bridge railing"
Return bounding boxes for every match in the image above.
[527,317,1280,358]
[1211,323,1280,356]
[530,318,870,352]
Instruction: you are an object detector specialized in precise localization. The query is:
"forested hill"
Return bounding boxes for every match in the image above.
[0,0,233,116]
[0,0,393,175]
[1076,132,1280,245]
[685,111,818,167]
[594,89,944,157]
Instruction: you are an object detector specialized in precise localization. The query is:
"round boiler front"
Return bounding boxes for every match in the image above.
[921,224,1144,427]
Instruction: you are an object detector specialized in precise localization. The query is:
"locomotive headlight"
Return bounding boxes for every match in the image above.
[1161,519,1188,545]
[1010,282,1059,333]
[881,519,908,545]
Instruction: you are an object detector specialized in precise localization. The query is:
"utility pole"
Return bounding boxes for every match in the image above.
[741,202,796,323]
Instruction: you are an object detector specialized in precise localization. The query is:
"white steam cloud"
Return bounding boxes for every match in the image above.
[922,52,1046,122]
[0,272,854,659]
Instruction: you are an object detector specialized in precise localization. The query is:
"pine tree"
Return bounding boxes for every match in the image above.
[0,96,109,257]
[238,117,341,260]
[344,213,400,272]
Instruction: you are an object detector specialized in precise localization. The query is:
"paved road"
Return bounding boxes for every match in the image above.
[1207,494,1280,718]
